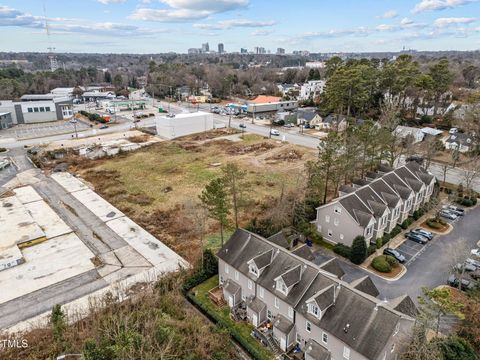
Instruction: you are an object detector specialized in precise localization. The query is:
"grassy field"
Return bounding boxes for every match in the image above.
[72,132,314,260]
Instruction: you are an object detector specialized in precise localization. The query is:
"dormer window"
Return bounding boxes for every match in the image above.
[249,264,258,276]
[308,303,320,318]
[277,279,288,295]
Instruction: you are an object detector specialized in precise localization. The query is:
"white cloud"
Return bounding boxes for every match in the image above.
[0,5,168,37]
[412,0,476,14]
[96,0,127,4]
[376,24,396,31]
[130,0,249,22]
[378,10,398,19]
[194,19,275,30]
[434,17,476,27]
[251,29,273,36]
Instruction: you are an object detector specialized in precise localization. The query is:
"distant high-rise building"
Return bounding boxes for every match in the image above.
[254,47,266,55]
[218,43,224,54]
[188,48,200,54]
[201,42,209,52]
[240,48,248,54]
[276,48,285,55]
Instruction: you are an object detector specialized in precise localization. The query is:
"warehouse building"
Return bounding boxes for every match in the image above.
[0,94,73,125]
[155,111,214,139]
[0,112,13,129]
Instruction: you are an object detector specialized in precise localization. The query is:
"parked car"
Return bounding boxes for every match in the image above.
[466,258,480,269]
[406,232,428,244]
[383,248,406,263]
[446,205,465,216]
[239,123,246,129]
[411,228,433,240]
[471,271,480,280]
[406,155,424,164]
[439,210,457,220]
[471,248,480,258]
[447,275,475,291]
[449,127,459,134]
[455,262,477,272]
[99,125,109,129]
[270,129,280,136]
[284,123,294,128]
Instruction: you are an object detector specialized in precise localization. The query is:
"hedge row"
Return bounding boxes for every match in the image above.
[333,243,351,258]
[186,292,271,360]
[400,217,414,230]
[78,110,107,123]
[457,197,477,207]
[183,249,218,292]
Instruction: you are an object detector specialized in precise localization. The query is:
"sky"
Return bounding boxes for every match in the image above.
[0,0,480,54]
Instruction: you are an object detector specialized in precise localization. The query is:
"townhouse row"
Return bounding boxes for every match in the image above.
[218,229,416,360]
[314,162,436,247]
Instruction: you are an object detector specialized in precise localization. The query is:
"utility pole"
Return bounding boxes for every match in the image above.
[228,112,231,129]
[252,104,256,124]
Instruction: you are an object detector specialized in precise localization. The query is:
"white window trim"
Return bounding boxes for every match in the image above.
[267,309,272,320]
[343,346,350,359]
[334,218,339,226]
[322,332,328,344]
[306,321,311,333]
[234,270,239,280]
[249,265,258,276]
[259,287,264,299]
[325,215,330,223]
[327,229,333,237]
[288,306,294,319]
[248,279,252,290]
[225,265,229,274]
[274,297,279,309]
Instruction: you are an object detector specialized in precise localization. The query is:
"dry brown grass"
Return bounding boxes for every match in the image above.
[0,274,237,360]
[53,132,314,261]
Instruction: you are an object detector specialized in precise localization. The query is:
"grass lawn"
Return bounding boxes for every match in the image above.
[191,275,273,360]
[206,229,235,251]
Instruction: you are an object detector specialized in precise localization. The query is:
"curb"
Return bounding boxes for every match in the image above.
[361,264,408,282]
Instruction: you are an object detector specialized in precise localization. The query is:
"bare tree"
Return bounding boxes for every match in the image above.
[461,157,480,198]
[184,200,209,264]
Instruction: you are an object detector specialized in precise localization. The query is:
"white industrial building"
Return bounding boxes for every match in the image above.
[0,94,73,125]
[299,80,326,100]
[155,111,214,139]
[246,101,298,114]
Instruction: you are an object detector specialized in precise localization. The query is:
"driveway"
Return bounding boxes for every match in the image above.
[313,205,480,303]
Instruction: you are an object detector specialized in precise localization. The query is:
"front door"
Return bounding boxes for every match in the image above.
[252,313,258,327]
[280,336,287,351]
[228,295,234,307]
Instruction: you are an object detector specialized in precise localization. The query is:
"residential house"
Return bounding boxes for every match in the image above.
[444,133,473,153]
[277,83,300,98]
[393,126,425,144]
[299,80,326,101]
[319,114,347,131]
[218,229,415,359]
[314,163,435,246]
[297,110,322,127]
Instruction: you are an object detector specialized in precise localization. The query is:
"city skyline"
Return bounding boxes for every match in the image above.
[0,0,479,53]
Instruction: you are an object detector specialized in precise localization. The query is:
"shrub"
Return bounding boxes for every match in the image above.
[382,233,391,246]
[350,236,368,264]
[400,217,413,229]
[472,197,477,205]
[367,244,377,256]
[412,211,420,221]
[0,147,6,153]
[376,237,383,249]
[183,249,218,292]
[333,244,351,259]
[385,255,398,267]
[461,198,474,207]
[372,255,392,273]
[426,219,442,229]
[390,226,401,238]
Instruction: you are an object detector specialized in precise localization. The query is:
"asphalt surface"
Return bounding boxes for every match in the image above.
[315,205,480,303]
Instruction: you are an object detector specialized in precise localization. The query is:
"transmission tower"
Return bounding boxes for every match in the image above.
[43,0,58,72]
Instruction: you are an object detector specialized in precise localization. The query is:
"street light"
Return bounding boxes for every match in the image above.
[70,119,78,139]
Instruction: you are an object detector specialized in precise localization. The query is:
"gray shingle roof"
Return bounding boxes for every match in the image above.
[356,187,388,217]
[291,244,315,261]
[369,179,402,208]
[318,258,345,279]
[389,295,418,318]
[251,249,274,270]
[394,167,424,192]
[339,194,375,227]
[224,279,241,296]
[405,162,434,185]
[339,184,356,194]
[281,265,302,288]
[313,285,335,311]
[446,133,472,146]
[247,296,266,313]
[382,173,413,200]
[218,229,415,359]
[273,314,295,334]
[350,276,380,298]
[305,339,331,360]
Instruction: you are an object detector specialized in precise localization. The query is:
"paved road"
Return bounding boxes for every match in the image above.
[315,205,480,303]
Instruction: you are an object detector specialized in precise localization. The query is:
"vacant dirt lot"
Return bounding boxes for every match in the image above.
[67,132,314,260]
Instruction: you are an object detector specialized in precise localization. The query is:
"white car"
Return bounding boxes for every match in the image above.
[270,129,280,136]
[471,248,480,258]
[449,127,458,134]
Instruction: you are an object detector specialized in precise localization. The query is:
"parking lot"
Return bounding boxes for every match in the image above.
[0,121,90,140]
[0,161,17,188]
[395,238,430,265]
